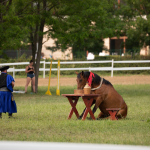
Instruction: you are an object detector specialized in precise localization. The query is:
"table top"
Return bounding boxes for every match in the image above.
[62,94,101,97]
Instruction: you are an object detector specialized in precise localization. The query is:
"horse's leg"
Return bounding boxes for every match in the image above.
[89,97,102,119]
[116,105,128,119]
[92,105,97,114]
[78,107,86,119]
[78,100,96,119]
[97,111,106,119]
[97,110,111,120]
[92,97,102,114]
[88,105,99,119]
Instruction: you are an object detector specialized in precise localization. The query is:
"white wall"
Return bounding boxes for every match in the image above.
[42,27,73,60]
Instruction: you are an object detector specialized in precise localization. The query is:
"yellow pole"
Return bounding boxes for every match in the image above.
[56,60,60,96]
[45,60,52,95]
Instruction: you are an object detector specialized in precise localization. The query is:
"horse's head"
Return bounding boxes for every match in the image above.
[76,71,89,89]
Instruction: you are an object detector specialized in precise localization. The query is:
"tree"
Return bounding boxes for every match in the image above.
[119,0,150,53]
[21,0,121,92]
[1,0,122,92]
[0,0,49,92]
[11,0,61,92]
[72,37,104,58]
[0,0,29,52]
[46,0,121,57]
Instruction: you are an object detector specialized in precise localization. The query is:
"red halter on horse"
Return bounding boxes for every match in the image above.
[76,71,128,120]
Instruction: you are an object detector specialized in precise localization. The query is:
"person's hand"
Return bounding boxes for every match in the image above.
[12,81,15,88]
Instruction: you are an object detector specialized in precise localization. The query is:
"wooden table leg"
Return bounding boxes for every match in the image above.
[82,97,96,120]
[67,97,80,119]
[107,110,118,120]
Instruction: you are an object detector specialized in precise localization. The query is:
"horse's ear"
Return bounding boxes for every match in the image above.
[81,71,84,77]
[75,72,78,75]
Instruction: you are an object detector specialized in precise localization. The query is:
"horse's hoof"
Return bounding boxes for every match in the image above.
[96,118,102,120]
[88,117,92,120]
[78,116,82,120]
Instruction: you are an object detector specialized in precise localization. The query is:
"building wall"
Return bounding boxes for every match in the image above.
[140,46,150,55]
[103,38,110,49]
[103,37,149,56]
[42,27,73,60]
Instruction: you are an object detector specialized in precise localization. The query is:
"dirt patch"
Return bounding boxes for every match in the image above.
[15,75,150,87]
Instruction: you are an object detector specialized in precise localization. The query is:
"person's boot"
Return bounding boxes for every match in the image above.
[0,113,2,119]
[8,113,13,118]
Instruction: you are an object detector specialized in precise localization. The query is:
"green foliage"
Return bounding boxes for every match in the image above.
[72,38,104,57]
[48,0,120,54]
[119,0,150,50]
[0,85,150,145]
[0,0,29,50]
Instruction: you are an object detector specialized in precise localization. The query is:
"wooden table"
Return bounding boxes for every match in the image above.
[62,94,100,120]
[106,108,121,120]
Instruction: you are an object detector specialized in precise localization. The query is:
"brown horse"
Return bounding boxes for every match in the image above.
[76,71,127,119]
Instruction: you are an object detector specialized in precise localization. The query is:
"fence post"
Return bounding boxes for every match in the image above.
[89,67,91,72]
[56,60,60,96]
[43,60,45,78]
[13,66,15,79]
[111,59,114,77]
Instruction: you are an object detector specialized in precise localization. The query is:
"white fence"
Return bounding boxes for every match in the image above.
[0,59,150,79]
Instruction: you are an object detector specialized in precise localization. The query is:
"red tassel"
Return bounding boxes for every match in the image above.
[87,72,95,87]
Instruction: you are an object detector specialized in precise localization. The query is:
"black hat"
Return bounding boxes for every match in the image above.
[0,66,9,71]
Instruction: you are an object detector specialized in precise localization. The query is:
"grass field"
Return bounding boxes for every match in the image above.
[0,84,150,146]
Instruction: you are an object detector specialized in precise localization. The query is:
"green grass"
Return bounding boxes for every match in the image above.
[0,85,150,145]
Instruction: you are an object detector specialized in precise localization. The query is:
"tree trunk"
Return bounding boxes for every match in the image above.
[34,18,45,92]
[30,25,38,92]
[29,0,47,92]
[34,0,46,92]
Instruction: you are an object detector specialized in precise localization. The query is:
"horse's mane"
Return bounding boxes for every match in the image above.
[78,71,112,86]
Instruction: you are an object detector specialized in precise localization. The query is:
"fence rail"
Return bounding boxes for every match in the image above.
[0,59,150,79]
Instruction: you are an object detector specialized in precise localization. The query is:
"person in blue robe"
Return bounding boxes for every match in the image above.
[0,66,17,118]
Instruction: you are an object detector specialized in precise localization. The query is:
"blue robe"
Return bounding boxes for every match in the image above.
[0,73,17,113]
